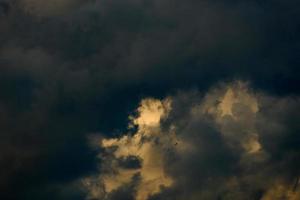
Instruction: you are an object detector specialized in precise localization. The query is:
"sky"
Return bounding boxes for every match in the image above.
[0,0,299,200]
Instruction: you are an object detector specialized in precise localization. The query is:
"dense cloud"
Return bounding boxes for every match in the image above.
[83,81,300,200]
[0,0,299,199]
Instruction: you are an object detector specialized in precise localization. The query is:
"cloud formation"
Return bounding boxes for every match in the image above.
[0,0,299,199]
[83,98,173,200]
[83,81,300,200]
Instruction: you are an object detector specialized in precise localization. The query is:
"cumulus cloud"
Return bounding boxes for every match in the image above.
[83,81,300,200]
[83,98,174,200]
[199,81,266,161]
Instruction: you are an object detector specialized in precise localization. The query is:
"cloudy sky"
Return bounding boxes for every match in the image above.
[0,0,299,200]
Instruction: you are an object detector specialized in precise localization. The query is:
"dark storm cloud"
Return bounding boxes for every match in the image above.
[0,0,299,199]
[257,96,300,179]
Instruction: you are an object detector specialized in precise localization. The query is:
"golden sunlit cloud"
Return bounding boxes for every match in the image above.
[83,98,173,200]
[261,180,300,200]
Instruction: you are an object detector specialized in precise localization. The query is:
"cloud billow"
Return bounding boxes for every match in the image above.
[83,81,300,200]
